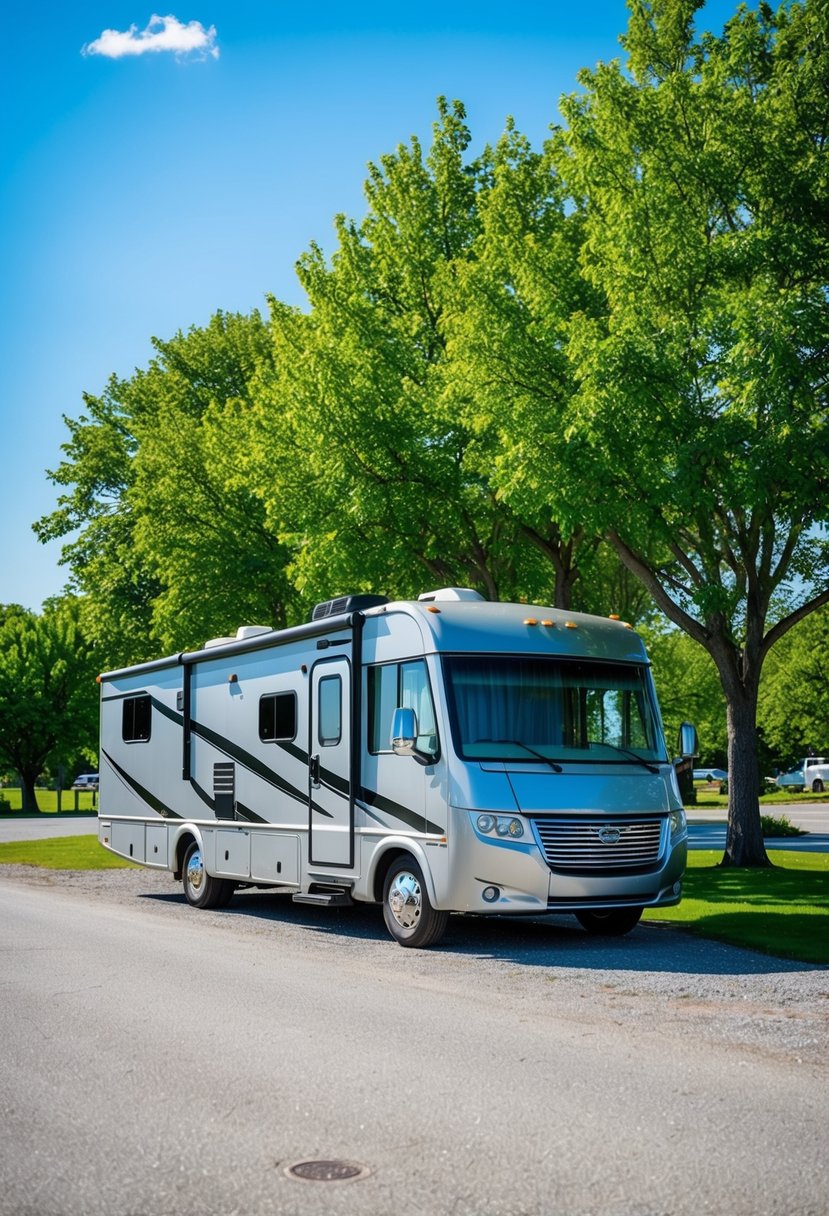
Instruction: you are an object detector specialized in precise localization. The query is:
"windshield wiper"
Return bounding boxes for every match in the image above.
[590,741,660,774]
[475,739,563,773]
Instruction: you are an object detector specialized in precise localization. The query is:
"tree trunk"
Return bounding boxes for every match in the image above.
[19,769,41,814]
[722,682,771,868]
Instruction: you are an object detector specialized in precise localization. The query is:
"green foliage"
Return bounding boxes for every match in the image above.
[249,100,560,606]
[759,814,804,838]
[549,0,829,863]
[0,601,98,811]
[643,623,727,763]
[757,604,829,766]
[36,312,296,660]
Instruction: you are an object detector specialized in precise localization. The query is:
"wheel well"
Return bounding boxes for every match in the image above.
[173,831,198,881]
[372,848,411,903]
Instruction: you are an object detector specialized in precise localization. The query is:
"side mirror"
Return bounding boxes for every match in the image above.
[391,707,418,757]
[678,722,699,759]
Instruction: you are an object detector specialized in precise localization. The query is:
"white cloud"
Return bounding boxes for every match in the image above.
[83,14,219,60]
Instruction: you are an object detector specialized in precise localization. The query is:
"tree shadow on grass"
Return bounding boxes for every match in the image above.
[683,863,829,907]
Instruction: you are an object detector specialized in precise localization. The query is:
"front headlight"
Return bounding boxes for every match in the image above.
[474,813,524,839]
[669,809,687,839]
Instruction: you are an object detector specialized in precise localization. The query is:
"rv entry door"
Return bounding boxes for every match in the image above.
[309,657,353,867]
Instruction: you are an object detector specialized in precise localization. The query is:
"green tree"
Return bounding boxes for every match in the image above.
[34,375,160,666]
[534,0,828,865]
[36,311,294,660]
[757,605,829,766]
[0,600,98,811]
[643,624,728,766]
[248,101,598,609]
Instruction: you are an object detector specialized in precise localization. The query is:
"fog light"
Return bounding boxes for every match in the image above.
[482,886,500,903]
[673,881,682,896]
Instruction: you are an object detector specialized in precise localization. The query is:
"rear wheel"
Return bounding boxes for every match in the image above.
[382,857,449,948]
[576,908,643,937]
[812,779,824,794]
[182,841,235,910]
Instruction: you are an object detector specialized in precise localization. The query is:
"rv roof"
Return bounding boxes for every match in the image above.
[394,598,649,664]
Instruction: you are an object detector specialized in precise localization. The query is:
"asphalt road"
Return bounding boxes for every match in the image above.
[0,866,826,1216]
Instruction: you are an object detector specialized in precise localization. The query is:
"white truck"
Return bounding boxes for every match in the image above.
[97,588,691,947]
[775,757,829,794]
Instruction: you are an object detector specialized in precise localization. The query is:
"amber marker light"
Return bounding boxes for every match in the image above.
[524,617,538,626]
[427,606,441,614]
[541,620,554,627]
[565,621,578,629]
[608,614,621,620]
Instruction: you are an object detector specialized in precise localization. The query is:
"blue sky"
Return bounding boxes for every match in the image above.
[1,1,737,612]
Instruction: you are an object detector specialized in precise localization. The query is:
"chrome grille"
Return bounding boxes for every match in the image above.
[532,816,665,873]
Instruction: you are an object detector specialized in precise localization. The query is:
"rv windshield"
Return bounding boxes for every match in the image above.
[443,655,666,765]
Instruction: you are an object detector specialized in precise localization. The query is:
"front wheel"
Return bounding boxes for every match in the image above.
[812,779,824,794]
[575,908,643,937]
[382,857,449,948]
[182,841,235,910]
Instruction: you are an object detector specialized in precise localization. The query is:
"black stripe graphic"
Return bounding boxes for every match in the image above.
[103,750,182,819]
[360,786,444,836]
[190,717,306,807]
[235,802,269,824]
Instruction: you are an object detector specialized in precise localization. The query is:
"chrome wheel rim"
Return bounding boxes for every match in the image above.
[186,848,205,896]
[388,871,422,930]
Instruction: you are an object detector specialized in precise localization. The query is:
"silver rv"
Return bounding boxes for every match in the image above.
[98,589,690,947]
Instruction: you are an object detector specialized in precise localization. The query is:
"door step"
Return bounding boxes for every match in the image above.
[292,890,354,908]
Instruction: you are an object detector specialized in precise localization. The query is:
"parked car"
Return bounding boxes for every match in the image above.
[693,768,727,782]
[72,773,99,790]
[775,757,829,794]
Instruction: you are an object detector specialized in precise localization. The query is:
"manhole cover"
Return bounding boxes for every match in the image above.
[284,1158,371,1184]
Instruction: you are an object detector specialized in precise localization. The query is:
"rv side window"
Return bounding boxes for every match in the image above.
[122,695,152,743]
[368,660,438,756]
[259,692,297,743]
[318,676,342,747]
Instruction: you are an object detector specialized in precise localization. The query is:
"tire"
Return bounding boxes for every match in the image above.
[575,907,643,937]
[382,857,449,948]
[812,779,824,794]
[182,841,235,910]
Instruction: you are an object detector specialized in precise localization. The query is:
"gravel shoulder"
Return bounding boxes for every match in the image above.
[3,863,828,1072]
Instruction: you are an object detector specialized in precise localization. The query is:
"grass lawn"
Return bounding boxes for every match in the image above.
[0,837,825,965]
[0,789,98,814]
[690,787,829,810]
[644,850,829,965]
[0,835,136,870]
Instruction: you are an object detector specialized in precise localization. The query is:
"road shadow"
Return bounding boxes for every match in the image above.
[138,884,825,977]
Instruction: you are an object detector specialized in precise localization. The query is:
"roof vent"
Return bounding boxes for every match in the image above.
[311,594,389,622]
[203,625,273,649]
[417,588,485,602]
[235,626,272,641]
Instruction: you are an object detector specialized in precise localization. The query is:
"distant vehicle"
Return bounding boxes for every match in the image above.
[775,758,829,794]
[693,768,727,783]
[72,773,99,789]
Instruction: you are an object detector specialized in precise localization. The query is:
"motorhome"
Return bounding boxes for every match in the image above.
[97,589,690,947]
